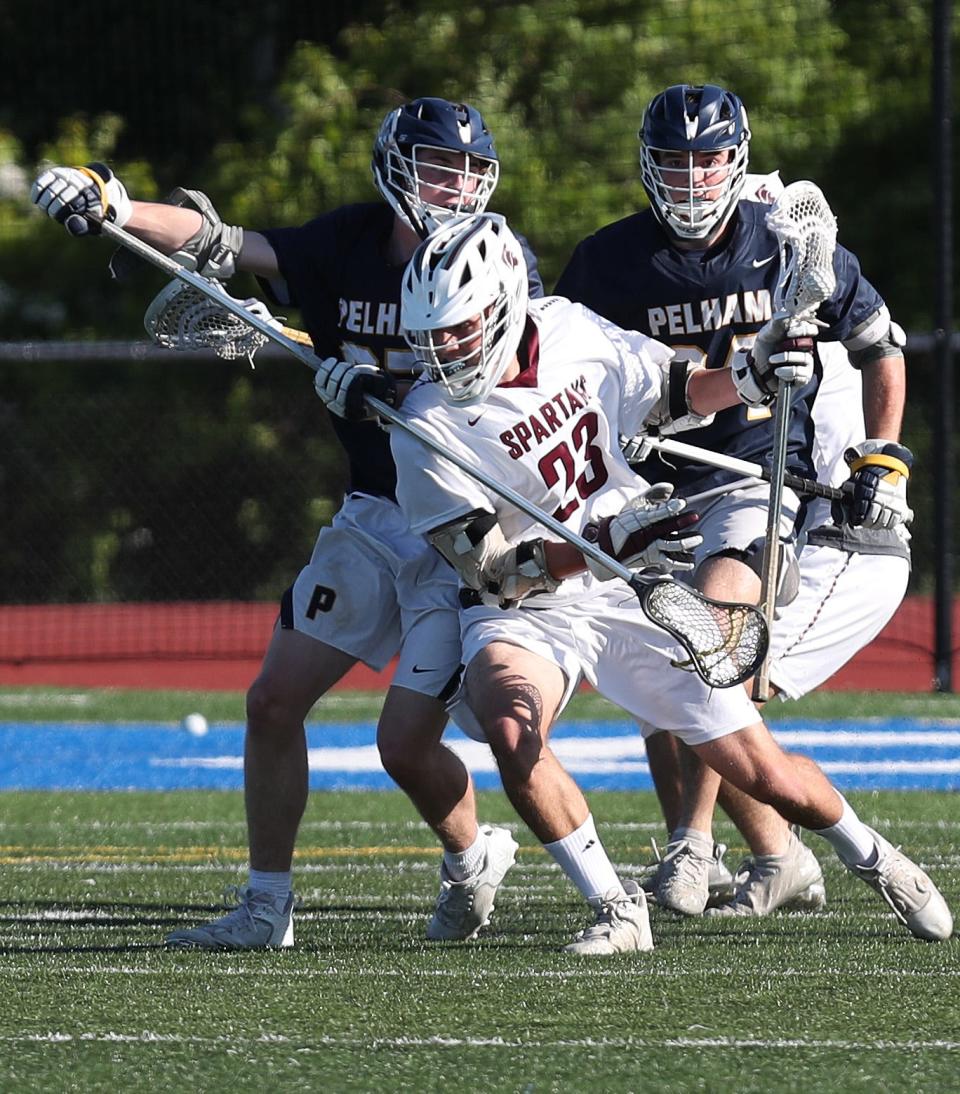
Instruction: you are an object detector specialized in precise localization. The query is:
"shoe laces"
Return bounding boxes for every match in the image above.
[662,839,712,886]
[577,890,636,941]
[872,850,928,921]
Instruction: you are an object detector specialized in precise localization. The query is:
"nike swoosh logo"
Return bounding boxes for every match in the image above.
[467,415,485,427]
[411,665,435,674]
[752,254,776,268]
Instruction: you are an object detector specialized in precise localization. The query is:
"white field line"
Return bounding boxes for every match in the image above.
[3,965,960,981]
[4,1031,960,1051]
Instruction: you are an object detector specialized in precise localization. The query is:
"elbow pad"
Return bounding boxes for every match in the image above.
[166,187,244,279]
[643,358,715,436]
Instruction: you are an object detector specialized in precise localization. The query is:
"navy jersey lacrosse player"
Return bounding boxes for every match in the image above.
[30,97,541,949]
[555,84,910,924]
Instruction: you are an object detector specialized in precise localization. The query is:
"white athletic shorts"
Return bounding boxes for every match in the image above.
[691,484,800,563]
[449,582,759,746]
[283,493,462,698]
[768,545,909,700]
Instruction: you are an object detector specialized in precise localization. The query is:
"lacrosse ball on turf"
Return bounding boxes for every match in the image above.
[182,712,209,737]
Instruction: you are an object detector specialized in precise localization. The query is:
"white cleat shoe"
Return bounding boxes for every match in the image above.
[427,824,519,941]
[655,831,715,916]
[847,827,953,941]
[564,881,654,956]
[706,832,825,918]
[165,886,295,950]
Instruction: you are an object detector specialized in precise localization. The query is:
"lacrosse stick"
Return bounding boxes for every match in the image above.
[634,435,847,505]
[752,181,838,700]
[98,221,767,689]
[142,280,767,687]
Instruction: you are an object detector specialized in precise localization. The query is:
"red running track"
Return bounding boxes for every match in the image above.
[0,596,953,692]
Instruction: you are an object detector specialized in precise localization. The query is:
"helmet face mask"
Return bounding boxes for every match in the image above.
[639,84,750,242]
[372,98,500,238]
[401,213,528,406]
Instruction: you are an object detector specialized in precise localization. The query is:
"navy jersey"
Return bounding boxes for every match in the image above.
[555,201,887,495]
[261,202,544,499]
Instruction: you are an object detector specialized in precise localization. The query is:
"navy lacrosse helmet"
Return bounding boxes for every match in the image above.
[639,84,751,242]
[372,97,500,238]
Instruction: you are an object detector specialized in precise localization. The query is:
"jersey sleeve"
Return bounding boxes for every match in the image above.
[255,214,339,308]
[817,245,888,347]
[391,410,496,536]
[577,306,674,439]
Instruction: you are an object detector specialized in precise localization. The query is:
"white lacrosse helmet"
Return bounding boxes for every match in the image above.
[401,213,528,406]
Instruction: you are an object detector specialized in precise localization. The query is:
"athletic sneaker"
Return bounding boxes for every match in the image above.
[564,880,654,956]
[655,830,716,915]
[164,886,294,950]
[427,824,519,941]
[642,838,734,908]
[705,832,826,918]
[847,827,953,941]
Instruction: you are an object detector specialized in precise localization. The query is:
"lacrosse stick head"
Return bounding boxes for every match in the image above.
[766,181,838,319]
[632,575,769,688]
[143,280,278,365]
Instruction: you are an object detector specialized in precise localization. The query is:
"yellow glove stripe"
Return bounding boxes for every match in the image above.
[76,165,110,213]
[849,453,911,480]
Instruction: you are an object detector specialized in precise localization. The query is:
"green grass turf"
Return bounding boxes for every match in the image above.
[2,789,958,1092]
[2,685,960,723]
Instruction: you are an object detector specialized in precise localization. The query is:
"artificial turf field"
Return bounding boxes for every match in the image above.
[2,689,959,1091]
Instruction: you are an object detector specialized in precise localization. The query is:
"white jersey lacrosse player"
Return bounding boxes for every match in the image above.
[314,212,951,948]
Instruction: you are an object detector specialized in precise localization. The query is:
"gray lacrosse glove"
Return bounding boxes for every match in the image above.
[582,483,702,580]
[841,440,914,529]
[30,162,132,237]
[731,314,819,407]
[314,357,397,421]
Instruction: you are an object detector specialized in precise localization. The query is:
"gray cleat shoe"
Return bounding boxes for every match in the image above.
[427,824,518,941]
[847,827,953,941]
[165,886,294,950]
[655,830,715,916]
[706,831,825,918]
[564,880,654,956]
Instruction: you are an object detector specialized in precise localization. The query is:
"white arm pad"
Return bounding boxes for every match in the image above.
[642,357,716,437]
[428,510,559,605]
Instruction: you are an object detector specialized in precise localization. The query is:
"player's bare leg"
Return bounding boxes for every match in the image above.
[243,628,355,869]
[650,552,759,915]
[376,685,478,851]
[693,722,952,939]
[643,731,683,833]
[464,642,652,954]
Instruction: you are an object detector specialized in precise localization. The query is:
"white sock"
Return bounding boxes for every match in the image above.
[443,827,486,882]
[248,869,293,908]
[543,814,624,905]
[812,794,879,867]
[671,826,712,849]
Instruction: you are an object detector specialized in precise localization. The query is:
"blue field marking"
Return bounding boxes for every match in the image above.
[1,719,959,792]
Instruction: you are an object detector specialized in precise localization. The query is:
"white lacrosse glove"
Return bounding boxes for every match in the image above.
[492,539,561,609]
[841,440,914,529]
[731,314,819,408]
[582,483,702,580]
[314,357,397,421]
[30,162,132,237]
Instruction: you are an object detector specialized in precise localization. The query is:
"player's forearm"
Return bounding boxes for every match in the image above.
[686,367,742,416]
[123,204,278,278]
[124,201,204,253]
[861,354,906,440]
